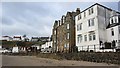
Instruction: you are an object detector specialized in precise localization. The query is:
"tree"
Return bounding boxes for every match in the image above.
[17,41,26,47]
[23,34,26,38]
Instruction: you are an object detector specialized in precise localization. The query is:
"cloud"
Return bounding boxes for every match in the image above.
[1,2,119,39]
[1,0,120,2]
[2,2,56,37]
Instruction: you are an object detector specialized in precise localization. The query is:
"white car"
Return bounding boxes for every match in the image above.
[0,49,4,53]
[0,48,11,53]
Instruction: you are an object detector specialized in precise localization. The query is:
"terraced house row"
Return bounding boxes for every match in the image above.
[52,3,120,53]
[52,8,80,53]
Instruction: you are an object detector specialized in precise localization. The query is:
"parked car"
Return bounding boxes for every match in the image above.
[0,48,11,53]
[0,49,4,53]
[41,47,53,53]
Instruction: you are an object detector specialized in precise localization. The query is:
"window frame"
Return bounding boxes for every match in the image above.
[91,18,95,26]
[88,9,91,15]
[79,23,82,30]
[63,16,65,23]
[88,18,95,27]
[118,26,120,34]
[67,32,70,40]
[64,43,67,48]
[89,32,96,41]
[91,8,94,14]
[84,35,87,41]
[67,43,69,49]
[77,25,79,31]
[89,34,92,41]
[77,23,82,31]
[54,30,56,35]
[77,34,82,43]
[84,12,86,18]
[111,28,114,36]
[114,17,117,23]
[78,14,81,20]
[111,18,114,24]
[93,33,96,40]
[88,7,94,15]
[67,24,70,29]
[88,19,91,27]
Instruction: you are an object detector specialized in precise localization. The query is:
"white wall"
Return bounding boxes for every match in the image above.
[41,41,53,49]
[2,37,9,41]
[13,37,22,41]
[107,25,120,48]
[41,41,53,53]
[75,4,119,52]
[0,46,2,49]
[76,5,100,51]
[2,37,13,41]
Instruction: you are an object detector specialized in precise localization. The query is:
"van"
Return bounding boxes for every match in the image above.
[12,47,19,53]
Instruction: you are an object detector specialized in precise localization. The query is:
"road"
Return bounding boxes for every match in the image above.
[1,55,119,66]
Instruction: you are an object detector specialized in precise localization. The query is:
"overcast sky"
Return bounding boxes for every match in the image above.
[1,2,120,38]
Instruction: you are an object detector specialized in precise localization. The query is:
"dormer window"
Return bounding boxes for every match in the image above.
[111,18,113,24]
[110,16,119,24]
[114,17,117,23]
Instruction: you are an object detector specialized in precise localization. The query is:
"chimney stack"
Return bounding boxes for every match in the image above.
[76,8,80,14]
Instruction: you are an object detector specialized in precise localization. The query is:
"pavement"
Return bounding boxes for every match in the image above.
[0,55,119,66]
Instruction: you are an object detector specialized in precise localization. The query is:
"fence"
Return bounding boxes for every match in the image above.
[77,44,116,52]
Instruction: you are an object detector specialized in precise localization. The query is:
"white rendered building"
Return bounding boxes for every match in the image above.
[2,36,13,41]
[75,3,120,52]
[13,36,22,41]
[106,15,120,51]
[41,41,53,53]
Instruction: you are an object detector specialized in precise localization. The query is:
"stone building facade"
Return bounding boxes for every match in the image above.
[52,8,80,53]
